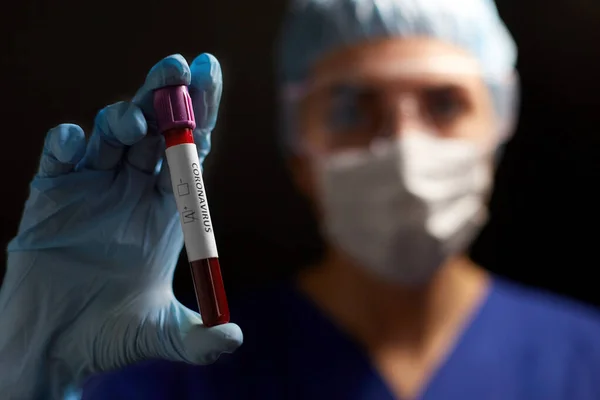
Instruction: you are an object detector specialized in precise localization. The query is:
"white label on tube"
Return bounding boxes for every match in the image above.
[165,143,218,261]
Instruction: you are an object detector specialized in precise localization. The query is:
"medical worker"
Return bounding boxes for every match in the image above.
[2,0,600,399]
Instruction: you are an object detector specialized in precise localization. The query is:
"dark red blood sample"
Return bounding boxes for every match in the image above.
[189,258,230,327]
[164,128,194,147]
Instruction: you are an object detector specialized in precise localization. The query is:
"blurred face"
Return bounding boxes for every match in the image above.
[298,37,497,157]
[290,37,498,285]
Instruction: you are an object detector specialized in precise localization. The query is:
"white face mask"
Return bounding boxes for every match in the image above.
[314,131,493,285]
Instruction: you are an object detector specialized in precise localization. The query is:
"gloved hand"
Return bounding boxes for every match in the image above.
[0,53,243,400]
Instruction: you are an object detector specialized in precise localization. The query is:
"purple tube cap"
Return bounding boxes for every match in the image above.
[153,85,197,133]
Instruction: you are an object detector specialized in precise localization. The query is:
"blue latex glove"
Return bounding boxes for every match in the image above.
[0,53,243,400]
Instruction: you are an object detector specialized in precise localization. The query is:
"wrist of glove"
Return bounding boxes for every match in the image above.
[0,253,76,400]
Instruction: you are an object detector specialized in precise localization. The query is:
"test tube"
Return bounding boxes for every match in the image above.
[153,85,230,327]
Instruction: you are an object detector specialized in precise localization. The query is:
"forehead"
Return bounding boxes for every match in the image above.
[310,37,486,91]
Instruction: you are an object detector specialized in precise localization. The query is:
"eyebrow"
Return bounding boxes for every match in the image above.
[421,84,467,93]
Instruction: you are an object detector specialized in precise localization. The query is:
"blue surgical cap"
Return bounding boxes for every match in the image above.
[275,0,520,150]
[277,0,517,86]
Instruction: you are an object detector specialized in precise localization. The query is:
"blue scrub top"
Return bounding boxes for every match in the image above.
[83,277,600,400]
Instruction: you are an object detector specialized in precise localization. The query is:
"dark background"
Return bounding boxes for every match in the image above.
[2,0,600,307]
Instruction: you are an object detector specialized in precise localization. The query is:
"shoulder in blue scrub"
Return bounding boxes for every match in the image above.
[83,277,600,400]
